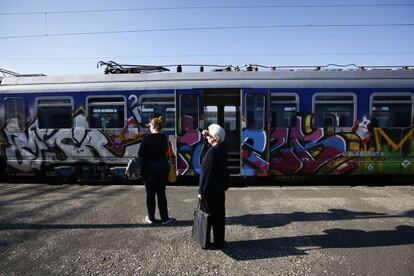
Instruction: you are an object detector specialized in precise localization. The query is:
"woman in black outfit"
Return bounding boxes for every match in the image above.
[138,116,174,225]
[198,123,229,249]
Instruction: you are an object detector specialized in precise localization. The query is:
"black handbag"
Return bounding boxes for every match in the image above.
[125,157,141,180]
[192,200,210,248]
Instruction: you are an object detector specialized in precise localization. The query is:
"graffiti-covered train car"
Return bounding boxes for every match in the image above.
[0,65,413,183]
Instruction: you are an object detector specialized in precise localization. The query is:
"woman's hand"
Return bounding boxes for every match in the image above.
[197,194,202,200]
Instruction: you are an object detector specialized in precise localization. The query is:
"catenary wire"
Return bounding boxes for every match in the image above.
[0,3,414,16]
[1,23,414,40]
[2,52,414,61]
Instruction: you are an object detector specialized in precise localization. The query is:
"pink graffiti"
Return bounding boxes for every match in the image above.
[270,114,349,175]
[177,115,201,145]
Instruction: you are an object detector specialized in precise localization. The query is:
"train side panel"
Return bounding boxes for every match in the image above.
[1,70,413,182]
[0,89,176,180]
[267,88,414,177]
[0,90,5,178]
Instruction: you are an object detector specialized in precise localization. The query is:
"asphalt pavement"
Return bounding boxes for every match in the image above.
[0,183,413,275]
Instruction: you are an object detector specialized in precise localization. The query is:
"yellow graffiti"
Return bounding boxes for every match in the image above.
[373,127,414,151]
[341,133,361,151]
[303,114,313,134]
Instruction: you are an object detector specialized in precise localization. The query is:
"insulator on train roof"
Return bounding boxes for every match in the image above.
[224,66,232,72]
[98,60,169,74]
[271,67,276,71]
[177,65,182,72]
[199,66,204,72]
[315,66,321,71]
[246,65,253,71]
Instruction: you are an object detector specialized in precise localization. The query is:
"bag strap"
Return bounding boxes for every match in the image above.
[166,134,172,160]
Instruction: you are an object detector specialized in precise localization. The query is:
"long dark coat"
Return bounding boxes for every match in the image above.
[198,142,229,247]
[198,142,229,199]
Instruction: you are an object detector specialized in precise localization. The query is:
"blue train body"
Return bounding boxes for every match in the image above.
[0,68,413,182]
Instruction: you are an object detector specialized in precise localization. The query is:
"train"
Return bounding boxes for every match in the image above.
[0,63,413,183]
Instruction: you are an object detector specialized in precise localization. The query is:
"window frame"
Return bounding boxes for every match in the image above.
[138,94,175,131]
[4,97,26,131]
[312,92,357,128]
[204,105,219,127]
[86,95,127,130]
[369,92,413,128]
[224,105,237,131]
[178,93,199,133]
[36,96,74,129]
[245,93,265,130]
[270,93,299,128]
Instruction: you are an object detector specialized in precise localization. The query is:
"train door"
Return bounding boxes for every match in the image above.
[241,89,269,176]
[204,89,241,176]
[175,89,204,176]
[2,97,27,175]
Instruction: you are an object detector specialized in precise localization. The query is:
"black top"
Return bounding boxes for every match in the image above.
[138,133,168,162]
[198,142,229,198]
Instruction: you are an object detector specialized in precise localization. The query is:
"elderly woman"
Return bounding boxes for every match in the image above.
[198,123,230,249]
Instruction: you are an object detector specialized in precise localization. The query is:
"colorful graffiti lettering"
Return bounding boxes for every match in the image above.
[269,114,361,175]
[241,130,269,176]
[269,113,414,175]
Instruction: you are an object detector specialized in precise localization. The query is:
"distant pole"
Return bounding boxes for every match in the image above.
[44,12,48,36]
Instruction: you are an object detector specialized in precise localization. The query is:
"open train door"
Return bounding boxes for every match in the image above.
[175,89,204,176]
[241,88,269,176]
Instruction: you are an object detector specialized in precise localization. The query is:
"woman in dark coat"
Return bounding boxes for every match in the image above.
[198,123,229,248]
[138,116,174,225]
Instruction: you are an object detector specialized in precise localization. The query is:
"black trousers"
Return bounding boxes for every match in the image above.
[144,175,169,221]
[201,191,225,247]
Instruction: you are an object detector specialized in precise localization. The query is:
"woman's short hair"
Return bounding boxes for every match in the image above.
[208,124,225,143]
[149,116,165,131]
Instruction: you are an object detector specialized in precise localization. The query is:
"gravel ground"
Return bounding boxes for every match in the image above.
[0,184,413,275]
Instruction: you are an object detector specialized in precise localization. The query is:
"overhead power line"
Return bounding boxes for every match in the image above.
[2,52,414,61]
[1,23,414,40]
[1,4,414,16]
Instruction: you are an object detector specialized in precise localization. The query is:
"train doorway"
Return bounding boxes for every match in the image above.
[204,89,241,176]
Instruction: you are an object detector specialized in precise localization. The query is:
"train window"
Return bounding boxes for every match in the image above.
[87,97,125,129]
[204,106,218,126]
[37,98,73,129]
[270,95,298,127]
[313,94,356,128]
[246,94,264,130]
[4,98,25,131]
[370,94,413,127]
[224,106,237,131]
[140,96,175,129]
[179,94,199,133]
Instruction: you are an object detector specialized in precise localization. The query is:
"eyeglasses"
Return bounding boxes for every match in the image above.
[206,132,216,139]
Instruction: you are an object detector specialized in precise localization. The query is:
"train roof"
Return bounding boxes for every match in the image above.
[1,67,414,92]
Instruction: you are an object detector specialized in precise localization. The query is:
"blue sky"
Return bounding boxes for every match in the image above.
[1,0,414,75]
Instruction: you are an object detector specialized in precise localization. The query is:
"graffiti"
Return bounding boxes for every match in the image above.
[366,127,414,174]
[176,115,203,175]
[2,113,117,172]
[1,98,413,177]
[241,130,269,176]
[0,107,145,173]
[373,128,414,152]
[268,113,414,175]
[269,114,361,175]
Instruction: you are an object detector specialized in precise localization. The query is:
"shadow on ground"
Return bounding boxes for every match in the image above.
[222,225,414,260]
